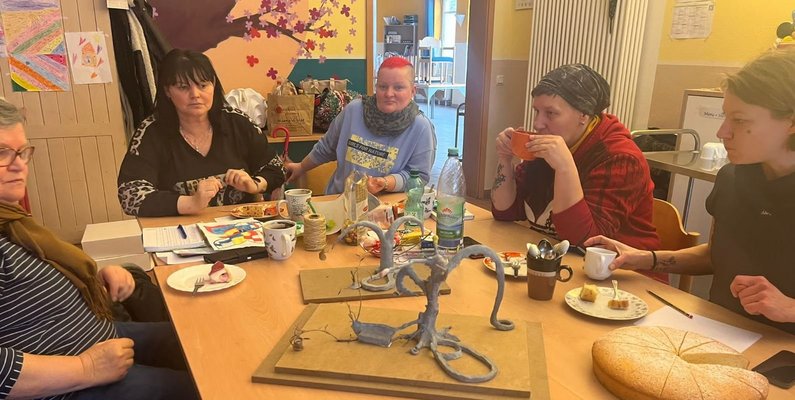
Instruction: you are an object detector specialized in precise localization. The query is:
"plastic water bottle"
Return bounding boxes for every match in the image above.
[436,148,465,251]
[404,170,425,225]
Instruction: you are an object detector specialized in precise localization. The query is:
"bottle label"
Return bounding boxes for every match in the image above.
[405,187,424,225]
[436,194,464,248]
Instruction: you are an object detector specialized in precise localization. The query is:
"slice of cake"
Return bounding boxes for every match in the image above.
[580,283,599,302]
[207,261,232,284]
[607,298,629,310]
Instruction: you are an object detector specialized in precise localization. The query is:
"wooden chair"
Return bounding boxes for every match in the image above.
[652,198,701,292]
[297,161,337,196]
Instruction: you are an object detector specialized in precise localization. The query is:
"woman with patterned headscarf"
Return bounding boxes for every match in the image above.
[491,64,660,256]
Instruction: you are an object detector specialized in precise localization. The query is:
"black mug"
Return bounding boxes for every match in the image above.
[526,256,573,301]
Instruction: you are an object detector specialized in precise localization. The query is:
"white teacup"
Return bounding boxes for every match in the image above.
[262,219,297,260]
[583,247,617,280]
[277,188,312,222]
[420,187,437,219]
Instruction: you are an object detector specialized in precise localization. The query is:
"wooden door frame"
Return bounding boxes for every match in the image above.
[366,0,374,94]
[462,0,493,199]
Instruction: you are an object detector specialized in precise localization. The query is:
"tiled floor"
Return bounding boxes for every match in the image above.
[417,101,465,186]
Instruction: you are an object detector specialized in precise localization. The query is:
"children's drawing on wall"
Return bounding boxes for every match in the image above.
[150,0,362,96]
[0,12,6,58]
[65,32,113,84]
[0,0,69,91]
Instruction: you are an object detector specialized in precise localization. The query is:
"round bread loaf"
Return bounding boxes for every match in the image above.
[592,326,768,399]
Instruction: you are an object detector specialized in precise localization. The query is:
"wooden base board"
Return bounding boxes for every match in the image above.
[252,304,550,400]
[299,266,451,304]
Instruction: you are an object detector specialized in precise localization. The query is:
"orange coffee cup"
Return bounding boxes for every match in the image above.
[511,130,536,160]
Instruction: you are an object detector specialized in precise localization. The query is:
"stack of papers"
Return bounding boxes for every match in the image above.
[142,224,206,252]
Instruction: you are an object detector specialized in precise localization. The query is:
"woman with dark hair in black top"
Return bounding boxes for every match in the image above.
[118,48,285,217]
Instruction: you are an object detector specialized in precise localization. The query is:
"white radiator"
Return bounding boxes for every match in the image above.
[524,0,649,127]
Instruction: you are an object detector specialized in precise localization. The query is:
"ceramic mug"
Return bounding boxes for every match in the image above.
[584,247,617,280]
[511,130,536,161]
[262,219,297,260]
[526,256,573,300]
[420,187,437,219]
[277,188,312,222]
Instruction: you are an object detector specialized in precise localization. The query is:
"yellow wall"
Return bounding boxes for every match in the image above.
[491,2,532,60]
[648,1,793,128]
[658,0,790,65]
[376,0,427,41]
[312,0,367,57]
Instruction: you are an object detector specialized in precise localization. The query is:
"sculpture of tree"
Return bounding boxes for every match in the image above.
[324,216,515,383]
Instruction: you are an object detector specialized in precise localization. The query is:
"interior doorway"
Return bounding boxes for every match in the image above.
[371,0,472,186]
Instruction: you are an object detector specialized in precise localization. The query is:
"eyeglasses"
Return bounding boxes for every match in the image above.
[0,146,35,167]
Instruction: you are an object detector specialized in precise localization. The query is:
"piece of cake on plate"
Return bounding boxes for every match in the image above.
[579,283,599,302]
[207,261,232,284]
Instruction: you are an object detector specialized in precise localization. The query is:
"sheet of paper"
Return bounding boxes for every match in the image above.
[106,0,129,10]
[142,224,206,252]
[635,306,762,352]
[166,252,205,265]
[64,31,113,84]
[670,1,714,39]
[197,219,265,251]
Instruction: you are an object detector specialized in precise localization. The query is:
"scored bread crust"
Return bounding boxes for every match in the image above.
[592,326,768,400]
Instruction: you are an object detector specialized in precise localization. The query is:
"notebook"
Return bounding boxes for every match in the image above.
[142,224,206,252]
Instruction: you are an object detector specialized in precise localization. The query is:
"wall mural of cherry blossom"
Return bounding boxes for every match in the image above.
[150,0,366,96]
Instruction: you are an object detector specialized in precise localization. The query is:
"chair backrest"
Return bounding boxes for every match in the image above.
[300,161,337,196]
[631,129,701,152]
[652,198,701,292]
[418,36,441,51]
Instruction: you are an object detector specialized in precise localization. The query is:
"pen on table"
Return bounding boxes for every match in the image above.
[177,224,188,239]
[647,290,693,319]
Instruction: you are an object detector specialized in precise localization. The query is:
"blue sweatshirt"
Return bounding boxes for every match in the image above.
[307,99,436,194]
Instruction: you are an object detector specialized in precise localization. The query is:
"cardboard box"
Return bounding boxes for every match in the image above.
[93,252,153,271]
[81,220,144,260]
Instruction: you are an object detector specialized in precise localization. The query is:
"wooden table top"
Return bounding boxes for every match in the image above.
[141,197,794,400]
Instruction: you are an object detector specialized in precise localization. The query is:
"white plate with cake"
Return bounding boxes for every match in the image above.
[167,263,246,293]
[565,285,648,320]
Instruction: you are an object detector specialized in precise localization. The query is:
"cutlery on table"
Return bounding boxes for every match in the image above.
[192,276,205,294]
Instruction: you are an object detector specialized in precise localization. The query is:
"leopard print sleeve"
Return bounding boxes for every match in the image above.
[118,179,156,216]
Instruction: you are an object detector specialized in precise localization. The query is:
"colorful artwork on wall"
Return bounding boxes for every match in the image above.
[150,0,365,96]
[65,31,113,84]
[0,0,69,91]
[8,53,68,91]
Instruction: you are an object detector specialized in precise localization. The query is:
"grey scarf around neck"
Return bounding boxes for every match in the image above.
[362,95,421,137]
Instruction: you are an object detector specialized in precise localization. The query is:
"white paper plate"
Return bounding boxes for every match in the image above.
[483,251,527,279]
[166,264,246,293]
[564,286,648,321]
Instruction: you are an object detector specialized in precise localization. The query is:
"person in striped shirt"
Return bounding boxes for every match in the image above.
[0,99,196,399]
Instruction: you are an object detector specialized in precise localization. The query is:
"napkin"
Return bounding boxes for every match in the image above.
[634,306,762,352]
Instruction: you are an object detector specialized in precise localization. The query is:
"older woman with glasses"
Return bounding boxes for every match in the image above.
[117,48,286,217]
[0,99,197,399]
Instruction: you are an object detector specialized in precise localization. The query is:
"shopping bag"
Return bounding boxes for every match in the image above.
[267,80,314,136]
[300,76,348,95]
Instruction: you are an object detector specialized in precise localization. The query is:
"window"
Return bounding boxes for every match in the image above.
[440,0,457,58]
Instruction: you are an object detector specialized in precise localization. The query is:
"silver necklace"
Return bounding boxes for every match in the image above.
[179,125,212,153]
